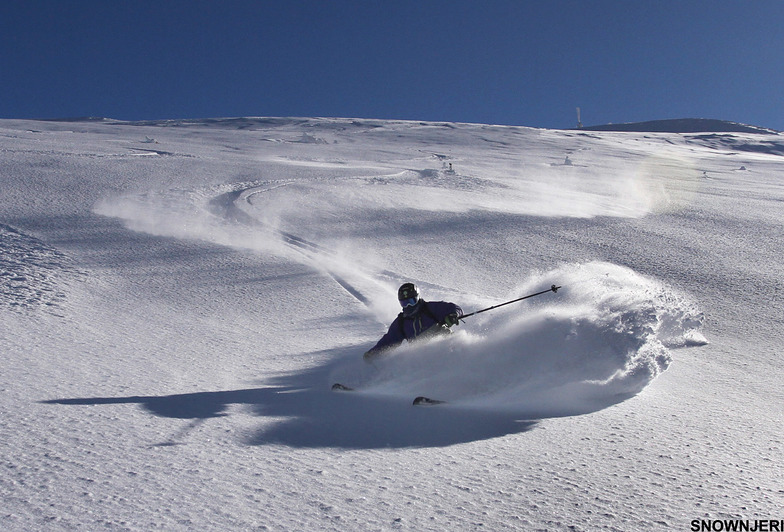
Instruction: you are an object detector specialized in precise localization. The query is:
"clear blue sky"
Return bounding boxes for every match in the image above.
[2,0,782,130]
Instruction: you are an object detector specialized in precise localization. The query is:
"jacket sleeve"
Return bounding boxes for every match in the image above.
[425,301,463,322]
[364,315,405,358]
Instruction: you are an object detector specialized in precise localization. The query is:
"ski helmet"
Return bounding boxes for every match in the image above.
[398,283,420,307]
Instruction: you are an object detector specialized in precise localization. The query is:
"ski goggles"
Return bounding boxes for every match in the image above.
[399,297,418,308]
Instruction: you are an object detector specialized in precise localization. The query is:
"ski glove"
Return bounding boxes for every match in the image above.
[444,313,460,327]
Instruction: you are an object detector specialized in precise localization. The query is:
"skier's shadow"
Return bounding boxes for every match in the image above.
[41,350,537,449]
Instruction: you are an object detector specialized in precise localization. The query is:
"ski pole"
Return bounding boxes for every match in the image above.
[460,284,561,321]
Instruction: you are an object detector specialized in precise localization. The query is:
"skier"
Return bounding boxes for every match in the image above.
[363,282,463,360]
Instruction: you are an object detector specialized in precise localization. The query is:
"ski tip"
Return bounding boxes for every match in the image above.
[413,396,446,406]
[331,383,354,392]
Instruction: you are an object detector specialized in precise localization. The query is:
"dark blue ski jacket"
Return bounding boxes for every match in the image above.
[365,300,463,358]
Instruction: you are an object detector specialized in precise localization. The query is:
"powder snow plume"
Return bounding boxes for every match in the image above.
[332,262,706,417]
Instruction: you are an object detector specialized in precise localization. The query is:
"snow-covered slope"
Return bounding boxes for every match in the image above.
[1,117,781,530]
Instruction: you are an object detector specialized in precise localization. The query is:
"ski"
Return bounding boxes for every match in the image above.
[333,385,444,405]
[412,396,446,406]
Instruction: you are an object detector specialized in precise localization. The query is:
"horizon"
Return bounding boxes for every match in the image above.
[2,1,783,131]
[22,116,779,135]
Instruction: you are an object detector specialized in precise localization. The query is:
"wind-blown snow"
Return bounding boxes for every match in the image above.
[332,261,704,417]
[1,117,781,530]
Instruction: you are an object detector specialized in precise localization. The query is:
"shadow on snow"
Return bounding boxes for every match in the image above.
[41,349,538,450]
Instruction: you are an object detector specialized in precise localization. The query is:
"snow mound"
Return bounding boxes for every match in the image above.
[332,262,705,417]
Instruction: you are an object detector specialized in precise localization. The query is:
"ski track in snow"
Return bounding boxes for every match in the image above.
[91,150,706,418]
